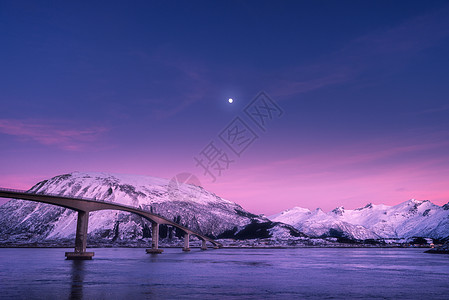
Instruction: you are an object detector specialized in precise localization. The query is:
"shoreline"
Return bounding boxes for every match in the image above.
[0,245,433,249]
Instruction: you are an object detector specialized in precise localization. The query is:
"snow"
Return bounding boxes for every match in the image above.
[270,199,449,240]
[2,171,447,246]
[0,171,305,245]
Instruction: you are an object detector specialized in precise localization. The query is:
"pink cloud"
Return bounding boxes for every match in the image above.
[0,119,108,151]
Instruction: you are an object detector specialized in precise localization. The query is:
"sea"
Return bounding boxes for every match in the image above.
[0,247,448,299]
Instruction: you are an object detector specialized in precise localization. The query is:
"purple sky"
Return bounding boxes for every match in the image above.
[1,1,449,214]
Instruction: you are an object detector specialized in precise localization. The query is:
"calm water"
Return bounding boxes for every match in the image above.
[0,247,448,299]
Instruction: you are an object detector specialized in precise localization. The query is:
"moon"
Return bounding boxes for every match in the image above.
[228,98,233,104]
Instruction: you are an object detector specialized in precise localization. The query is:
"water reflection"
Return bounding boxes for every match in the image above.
[70,260,85,300]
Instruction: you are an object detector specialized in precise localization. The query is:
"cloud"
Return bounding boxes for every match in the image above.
[0,119,108,151]
[272,5,449,99]
[273,71,354,98]
[207,137,449,213]
[262,133,449,178]
[417,104,449,115]
[350,5,449,56]
[130,49,215,119]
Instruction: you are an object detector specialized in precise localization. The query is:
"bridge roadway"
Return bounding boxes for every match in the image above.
[0,188,222,259]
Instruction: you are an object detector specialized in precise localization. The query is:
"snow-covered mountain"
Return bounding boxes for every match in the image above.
[270,200,449,241]
[0,172,305,246]
[3,171,446,246]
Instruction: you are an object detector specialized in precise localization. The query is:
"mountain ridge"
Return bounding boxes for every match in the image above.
[270,199,449,241]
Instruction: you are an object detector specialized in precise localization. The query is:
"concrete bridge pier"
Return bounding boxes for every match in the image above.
[182,232,190,252]
[65,211,94,260]
[201,239,207,250]
[146,222,163,254]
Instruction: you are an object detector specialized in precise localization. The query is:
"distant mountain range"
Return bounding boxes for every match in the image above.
[270,200,449,241]
[0,172,447,247]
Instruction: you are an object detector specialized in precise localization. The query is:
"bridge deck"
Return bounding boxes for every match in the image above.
[0,187,222,258]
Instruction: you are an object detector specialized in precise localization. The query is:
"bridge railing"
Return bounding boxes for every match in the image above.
[0,187,109,202]
[0,187,31,193]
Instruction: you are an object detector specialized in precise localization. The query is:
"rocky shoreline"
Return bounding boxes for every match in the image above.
[425,243,449,254]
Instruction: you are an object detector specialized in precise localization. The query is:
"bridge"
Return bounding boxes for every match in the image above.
[0,188,222,259]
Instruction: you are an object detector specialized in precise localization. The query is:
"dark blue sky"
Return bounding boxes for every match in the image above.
[1,1,449,213]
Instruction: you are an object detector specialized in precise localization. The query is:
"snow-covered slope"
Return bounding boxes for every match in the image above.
[0,172,304,245]
[269,206,379,240]
[270,200,449,240]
